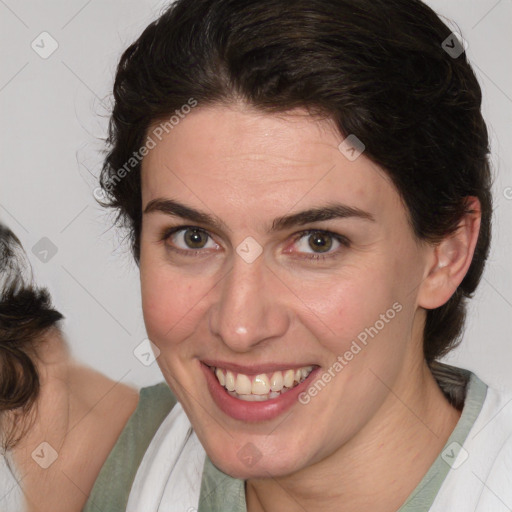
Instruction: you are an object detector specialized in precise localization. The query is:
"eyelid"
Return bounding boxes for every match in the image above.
[288,229,350,248]
[159,225,220,253]
[285,229,350,261]
[159,225,350,261]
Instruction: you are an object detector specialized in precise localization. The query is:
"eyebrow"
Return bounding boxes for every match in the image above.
[143,198,375,234]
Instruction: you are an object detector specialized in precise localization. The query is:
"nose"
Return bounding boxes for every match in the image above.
[208,252,289,353]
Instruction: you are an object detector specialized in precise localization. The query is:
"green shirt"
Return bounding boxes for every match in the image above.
[84,365,487,512]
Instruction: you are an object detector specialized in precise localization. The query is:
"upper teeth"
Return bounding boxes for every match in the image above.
[213,366,314,396]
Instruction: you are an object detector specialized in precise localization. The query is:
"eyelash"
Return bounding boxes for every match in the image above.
[158,225,350,262]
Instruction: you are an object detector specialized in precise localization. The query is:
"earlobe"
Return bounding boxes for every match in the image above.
[418,197,482,310]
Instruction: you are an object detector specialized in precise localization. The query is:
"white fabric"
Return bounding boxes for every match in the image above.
[431,382,512,511]
[0,453,26,512]
[126,402,205,512]
[129,379,512,512]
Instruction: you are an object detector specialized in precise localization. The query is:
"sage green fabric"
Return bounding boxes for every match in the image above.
[82,382,177,512]
[396,370,487,510]
[83,369,487,512]
[197,370,488,512]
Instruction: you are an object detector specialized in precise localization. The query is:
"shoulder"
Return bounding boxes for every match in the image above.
[431,371,512,510]
[110,381,178,445]
[97,379,178,459]
[83,381,178,512]
[458,369,512,446]
[138,381,178,414]
[3,363,142,512]
[471,373,512,429]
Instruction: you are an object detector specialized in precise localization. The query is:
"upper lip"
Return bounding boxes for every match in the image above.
[202,360,317,376]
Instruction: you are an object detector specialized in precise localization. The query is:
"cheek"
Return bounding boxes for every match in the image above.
[140,254,221,362]
[140,253,196,346]
[301,260,409,359]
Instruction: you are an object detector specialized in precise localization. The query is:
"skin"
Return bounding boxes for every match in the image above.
[139,102,481,512]
[5,329,139,512]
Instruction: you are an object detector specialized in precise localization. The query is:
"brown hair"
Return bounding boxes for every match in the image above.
[99,0,492,364]
[0,224,63,450]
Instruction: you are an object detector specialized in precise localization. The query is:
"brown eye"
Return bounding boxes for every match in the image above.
[162,226,219,253]
[289,229,350,262]
[182,228,209,249]
[307,231,333,253]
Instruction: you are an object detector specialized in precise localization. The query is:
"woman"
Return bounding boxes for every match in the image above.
[84,0,511,510]
[0,223,139,512]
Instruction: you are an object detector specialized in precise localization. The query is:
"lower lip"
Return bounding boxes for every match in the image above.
[200,363,320,422]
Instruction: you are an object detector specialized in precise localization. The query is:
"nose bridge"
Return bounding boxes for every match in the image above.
[209,253,288,352]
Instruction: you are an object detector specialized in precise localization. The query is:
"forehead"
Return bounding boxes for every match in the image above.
[141,104,401,226]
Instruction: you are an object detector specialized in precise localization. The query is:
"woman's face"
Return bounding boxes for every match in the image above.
[139,103,432,478]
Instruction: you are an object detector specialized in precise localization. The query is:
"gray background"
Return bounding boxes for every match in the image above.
[0,0,510,390]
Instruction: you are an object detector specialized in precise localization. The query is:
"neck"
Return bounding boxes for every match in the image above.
[5,329,139,512]
[246,358,462,512]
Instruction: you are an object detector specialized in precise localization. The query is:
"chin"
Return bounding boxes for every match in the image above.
[207,443,304,480]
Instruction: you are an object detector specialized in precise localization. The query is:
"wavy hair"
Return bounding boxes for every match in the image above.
[0,224,63,450]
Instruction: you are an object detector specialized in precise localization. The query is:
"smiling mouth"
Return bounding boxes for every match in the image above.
[208,365,315,402]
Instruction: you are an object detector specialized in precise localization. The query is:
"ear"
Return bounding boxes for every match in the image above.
[418,197,482,310]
